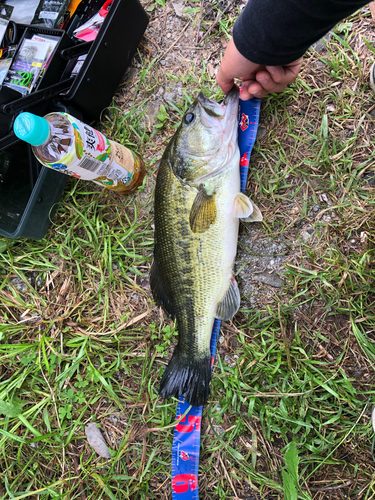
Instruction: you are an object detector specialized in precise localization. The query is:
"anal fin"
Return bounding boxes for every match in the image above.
[216,277,240,321]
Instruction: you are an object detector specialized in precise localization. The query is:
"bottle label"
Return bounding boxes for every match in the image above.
[109,140,135,173]
[45,113,136,191]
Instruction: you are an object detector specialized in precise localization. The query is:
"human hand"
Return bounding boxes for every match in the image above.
[216,38,303,100]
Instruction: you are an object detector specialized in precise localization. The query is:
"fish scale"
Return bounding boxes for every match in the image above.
[170,95,261,500]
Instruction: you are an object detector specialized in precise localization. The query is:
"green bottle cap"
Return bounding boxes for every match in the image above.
[13,112,50,146]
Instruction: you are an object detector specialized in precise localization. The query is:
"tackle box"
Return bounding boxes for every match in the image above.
[0,0,148,240]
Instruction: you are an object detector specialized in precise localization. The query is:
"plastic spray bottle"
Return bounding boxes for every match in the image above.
[13,112,145,194]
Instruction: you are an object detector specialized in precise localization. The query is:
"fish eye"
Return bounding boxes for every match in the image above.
[184,113,195,125]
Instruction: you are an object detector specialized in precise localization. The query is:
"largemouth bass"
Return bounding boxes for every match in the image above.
[151,86,262,407]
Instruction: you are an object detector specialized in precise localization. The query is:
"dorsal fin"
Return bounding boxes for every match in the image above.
[216,277,240,321]
[150,255,175,318]
[189,188,217,233]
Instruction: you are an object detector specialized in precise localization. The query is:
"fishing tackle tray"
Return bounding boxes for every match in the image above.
[0,0,148,240]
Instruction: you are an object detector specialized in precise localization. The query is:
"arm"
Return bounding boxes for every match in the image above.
[217,0,368,99]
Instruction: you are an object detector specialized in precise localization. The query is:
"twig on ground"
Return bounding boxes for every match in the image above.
[155,22,190,64]
[219,455,241,499]
[68,444,87,500]
[199,4,232,45]
[303,479,354,491]
[195,0,204,43]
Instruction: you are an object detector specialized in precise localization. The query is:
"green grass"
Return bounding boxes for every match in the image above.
[1,2,375,499]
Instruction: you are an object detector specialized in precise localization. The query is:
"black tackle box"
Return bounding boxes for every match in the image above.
[0,0,148,240]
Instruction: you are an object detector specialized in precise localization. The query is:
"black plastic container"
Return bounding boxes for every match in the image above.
[0,143,68,239]
[0,0,148,240]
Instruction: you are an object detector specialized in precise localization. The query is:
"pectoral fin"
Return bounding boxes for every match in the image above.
[216,277,240,321]
[190,188,217,233]
[231,193,263,222]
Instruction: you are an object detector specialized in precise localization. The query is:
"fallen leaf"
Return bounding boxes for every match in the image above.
[56,278,71,304]
[370,1,375,23]
[85,423,111,458]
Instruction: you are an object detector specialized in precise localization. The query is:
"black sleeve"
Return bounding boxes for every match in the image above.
[233,0,367,66]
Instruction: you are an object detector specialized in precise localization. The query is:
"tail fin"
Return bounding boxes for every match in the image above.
[159,348,211,407]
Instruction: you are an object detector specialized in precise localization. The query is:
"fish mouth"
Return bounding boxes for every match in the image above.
[223,85,240,106]
[223,85,240,122]
[197,86,239,121]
